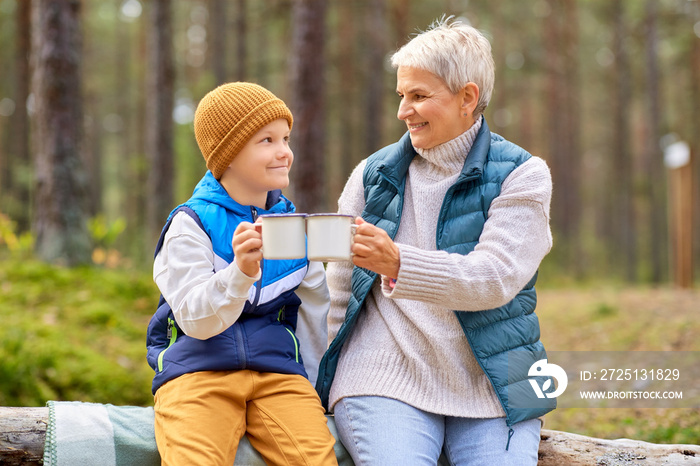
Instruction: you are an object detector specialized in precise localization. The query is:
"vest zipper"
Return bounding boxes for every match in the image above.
[232,324,247,369]
[277,306,300,363]
[461,329,513,427]
[230,206,260,370]
[284,327,300,363]
[249,205,263,308]
[505,428,515,451]
[157,317,178,372]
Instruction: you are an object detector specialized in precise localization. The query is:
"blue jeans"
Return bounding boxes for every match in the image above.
[334,396,540,466]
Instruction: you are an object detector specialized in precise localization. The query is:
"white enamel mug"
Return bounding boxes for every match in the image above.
[306,214,356,262]
[260,213,307,260]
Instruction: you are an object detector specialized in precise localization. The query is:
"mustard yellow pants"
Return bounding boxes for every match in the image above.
[154,370,338,466]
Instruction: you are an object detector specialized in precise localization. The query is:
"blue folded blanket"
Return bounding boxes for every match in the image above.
[43,401,352,465]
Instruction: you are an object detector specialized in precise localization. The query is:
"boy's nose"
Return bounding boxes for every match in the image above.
[278,144,292,158]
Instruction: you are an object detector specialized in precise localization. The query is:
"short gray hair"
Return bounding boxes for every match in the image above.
[391,16,495,118]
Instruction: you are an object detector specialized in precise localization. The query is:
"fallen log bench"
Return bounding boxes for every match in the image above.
[1,406,699,465]
[0,407,45,466]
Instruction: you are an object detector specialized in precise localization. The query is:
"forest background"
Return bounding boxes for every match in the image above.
[0,0,699,446]
[0,0,699,281]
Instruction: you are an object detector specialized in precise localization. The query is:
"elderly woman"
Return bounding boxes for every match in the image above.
[315,17,555,465]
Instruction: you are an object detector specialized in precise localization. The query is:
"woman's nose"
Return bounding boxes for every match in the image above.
[397,99,412,120]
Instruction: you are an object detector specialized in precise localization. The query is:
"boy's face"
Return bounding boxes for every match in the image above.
[221,118,293,206]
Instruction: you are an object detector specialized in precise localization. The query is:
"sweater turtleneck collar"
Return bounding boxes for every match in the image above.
[413,117,483,179]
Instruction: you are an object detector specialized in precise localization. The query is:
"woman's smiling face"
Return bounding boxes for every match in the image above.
[395,66,476,150]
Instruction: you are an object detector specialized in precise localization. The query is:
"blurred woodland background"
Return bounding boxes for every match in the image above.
[0,0,699,284]
[1,0,699,444]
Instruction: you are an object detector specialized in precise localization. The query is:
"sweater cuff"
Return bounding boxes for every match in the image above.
[217,260,260,299]
[381,244,451,301]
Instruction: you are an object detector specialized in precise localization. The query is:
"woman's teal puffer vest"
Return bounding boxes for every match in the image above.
[316,120,555,426]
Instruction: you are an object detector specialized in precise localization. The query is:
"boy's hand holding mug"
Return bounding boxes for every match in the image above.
[232,221,263,277]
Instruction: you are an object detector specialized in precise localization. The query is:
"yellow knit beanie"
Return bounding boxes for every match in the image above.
[194,82,293,179]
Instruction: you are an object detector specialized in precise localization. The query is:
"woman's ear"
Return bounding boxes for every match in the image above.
[461,82,479,118]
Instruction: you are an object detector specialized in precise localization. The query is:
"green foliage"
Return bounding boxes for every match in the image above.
[0,213,34,257]
[88,215,127,249]
[0,256,158,407]
[643,424,698,446]
[593,302,618,318]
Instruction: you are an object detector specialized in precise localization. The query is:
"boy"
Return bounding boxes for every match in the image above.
[146,82,337,466]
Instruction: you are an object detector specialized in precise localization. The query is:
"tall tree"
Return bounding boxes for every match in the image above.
[544,0,582,271]
[288,0,327,213]
[336,0,359,190]
[235,0,247,81]
[543,2,565,236]
[611,0,636,281]
[31,0,91,265]
[145,0,175,244]
[643,0,666,283]
[251,2,270,88]
[364,0,388,155]
[210,0,227,85]
[561,0,583,274]
[10,0,32,232]
[123,9,150,260]
[80,0,102,218]
[389,0,410,49]
[115,0,137,249]
[689,13,700,281]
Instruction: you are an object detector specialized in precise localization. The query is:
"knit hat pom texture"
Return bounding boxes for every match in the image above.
[194,82,293,179]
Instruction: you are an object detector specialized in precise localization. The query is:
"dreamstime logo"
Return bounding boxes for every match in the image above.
[528,359,568,399]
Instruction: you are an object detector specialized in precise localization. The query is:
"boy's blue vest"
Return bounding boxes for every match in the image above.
[146,172,309,394]
[316,121,556,426]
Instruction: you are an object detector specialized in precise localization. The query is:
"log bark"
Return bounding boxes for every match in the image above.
[1,407,699,465]
[537,428,700,465]
[0,408,46,465]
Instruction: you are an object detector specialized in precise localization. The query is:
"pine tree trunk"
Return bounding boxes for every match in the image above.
[364,0,387,156]
[336,0,358,199]
[145,0,175,245]
[562,0,583,277]
[544,1,582,274]
[32,0,91,266]
[9,0,33,232]
[210,0,228,85]
[612,0,636,281]
[288,0,327,213]
[544,1,565,233]
[235,0,247,82]
[643,0,666,283]
[690,22,700,282]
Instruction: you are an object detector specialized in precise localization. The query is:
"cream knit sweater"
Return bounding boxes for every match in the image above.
[326,119,553,417]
